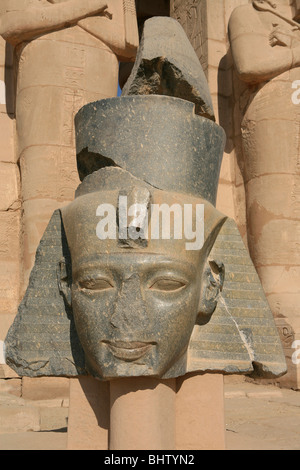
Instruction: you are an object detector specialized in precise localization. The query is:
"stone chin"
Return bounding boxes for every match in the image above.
[83,338,190,381]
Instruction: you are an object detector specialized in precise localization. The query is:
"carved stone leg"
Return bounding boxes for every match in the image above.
[241,71,300,388]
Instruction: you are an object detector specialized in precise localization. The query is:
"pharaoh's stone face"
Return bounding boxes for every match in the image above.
[71,251,202,379]
[61,187,223,379]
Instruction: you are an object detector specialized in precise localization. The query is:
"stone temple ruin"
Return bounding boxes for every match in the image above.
[0,0,299,450]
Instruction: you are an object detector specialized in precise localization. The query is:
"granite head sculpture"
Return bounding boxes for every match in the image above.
[56,90,228,380]
[58,161,226,379]
[4,17,287,381]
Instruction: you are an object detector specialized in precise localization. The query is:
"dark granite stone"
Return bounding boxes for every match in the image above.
[3,16,287,382]
[4,189,287,379]
[122,17,215,121]
[75,96,225,206]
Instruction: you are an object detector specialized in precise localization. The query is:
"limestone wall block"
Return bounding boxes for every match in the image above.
[0,211,20,262]
[242,120,299,180]
[20,146,79,203]
[216,182,235,219]
[0,313,18,340]
[248,219,300,267]
[0,267,19,315]
[22,377,70,401]
[207,39,230,70]
[0,162,20,211]
[17,86,75,153]
[17,34,118,95]
[246,175,300,221]
[206,0,226,42]
[0,406,40,433]
[256,266,300,298]
[0,113,15,163]
[0,378,21,397]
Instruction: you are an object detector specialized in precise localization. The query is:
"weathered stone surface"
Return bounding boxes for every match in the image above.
[22,377,69,401]
[67,377,109,450]
[75,96,224,205]
[122,16,215,120]
[0,378,21,397]
[0,402,40,433]
[4,202,286,379]
[0,0,139,294]
[229,1,300,387]
[4,209,85,378]
[0,113,15,163]
[2,13,287,384]
[190,217,287,379]
[0,162,20,211]
[0,390,68,433]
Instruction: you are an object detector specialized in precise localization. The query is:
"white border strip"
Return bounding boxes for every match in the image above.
[0,340,6,364]
[0,80,6,105]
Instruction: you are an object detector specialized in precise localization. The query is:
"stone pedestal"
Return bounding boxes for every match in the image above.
[176,373,225,450]
[67,373,225,450]
[110,378,176,450]
[67,377,109,451]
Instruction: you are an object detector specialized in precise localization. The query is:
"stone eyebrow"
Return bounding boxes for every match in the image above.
[73,255,195,278]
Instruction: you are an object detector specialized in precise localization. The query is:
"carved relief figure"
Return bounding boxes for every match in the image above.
[229,0,300,384]
[0,0,138,292]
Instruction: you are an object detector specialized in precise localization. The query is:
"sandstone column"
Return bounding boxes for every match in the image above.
[0,37,20,352]
[16,26,120,294]
[67,374,226,450]
[0,0,138,296]
[110,378,177,450]
[229,0,300,388]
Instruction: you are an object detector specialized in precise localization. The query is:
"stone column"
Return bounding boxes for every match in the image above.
[67,374,226,450]
[170,0,247,240]
[0,38,21,359]
[67,377,110,450]
[15,27,119,295]
[240,68,300,389]
[228,0,300,389]
[109,378,176,450]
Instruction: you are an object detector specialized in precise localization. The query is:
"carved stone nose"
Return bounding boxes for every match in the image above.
[110,274,149,331]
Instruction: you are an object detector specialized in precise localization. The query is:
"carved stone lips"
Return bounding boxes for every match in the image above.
[105,341,153,361]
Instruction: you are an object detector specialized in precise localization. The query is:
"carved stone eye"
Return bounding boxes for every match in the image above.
[79,279,114,291]
[150,279,186,292]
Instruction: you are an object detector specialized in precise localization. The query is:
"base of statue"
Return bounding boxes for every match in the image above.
[67,373,226,450]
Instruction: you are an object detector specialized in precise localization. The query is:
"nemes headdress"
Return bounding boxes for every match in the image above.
[5,17,286,379]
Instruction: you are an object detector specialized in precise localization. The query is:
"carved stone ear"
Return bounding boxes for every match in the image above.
[198,259,225,323]
[57,258,72,308]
